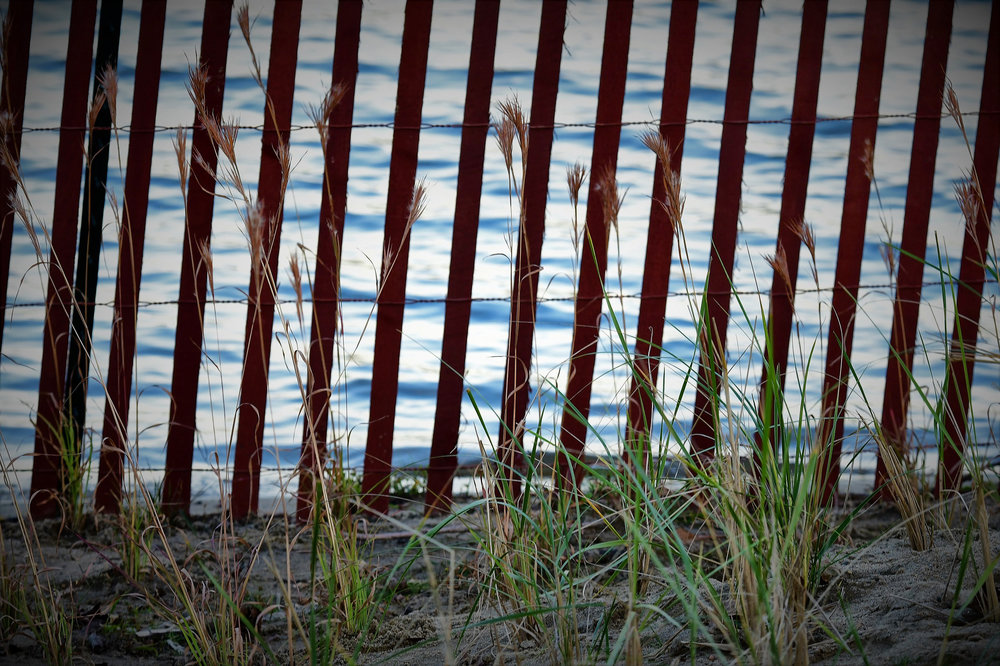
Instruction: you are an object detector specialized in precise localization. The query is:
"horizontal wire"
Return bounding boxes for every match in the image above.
[6,278,993,310]
[9,110,992,135]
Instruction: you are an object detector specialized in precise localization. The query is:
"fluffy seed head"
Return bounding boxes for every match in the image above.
[862,139,875,183]
[245,200,266,286]
[641,129,684,233]
[765,242,793,305]
[793,219,819,287]
[187,62,210,117]
[945,84,966,136]
[955,177,982,239]
[198,238,214,296]
[237,3,263,87]
[596,166,623,234]
[495,115,516,177]
[88,90,107,130]
[566,162,587,210]
[97,63,118,126]
[496,97,528,158]
[288,254,304,326]
[307,83,348,146]
[174,128,189,188]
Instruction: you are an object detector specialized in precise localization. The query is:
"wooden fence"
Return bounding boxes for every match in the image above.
[1,0,997,521]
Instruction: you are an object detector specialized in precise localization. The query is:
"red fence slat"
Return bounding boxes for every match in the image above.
[876,0,954,495]
[938,3,1000,493]
[816,0,892,504]
[688,0,762,465]
[296,0,363,524]
[28,0,97,519]
[360,0,434,514]
[0,0,34,353]
[161,0,233,515]
[497,0,568,498]
[757,0,827,454]
[625,0,698,466]
[231,0,303,520]
[557,1,633,488]
[424,0,500,514]
[95,0,167,514]
[64,0,122,473]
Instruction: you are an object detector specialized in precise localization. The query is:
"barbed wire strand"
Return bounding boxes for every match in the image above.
[9,110,995,135]
[6,277,996,310]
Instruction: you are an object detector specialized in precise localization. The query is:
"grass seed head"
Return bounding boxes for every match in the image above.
[173,128,189,188]
[862,138,875,183]
[198,238,214,297]
[566,162,587,210]
[765,241,793,304]
[97,63,118,126]
[880,240,897,279]
[641,129,684,233]
[187,62,210,118]
[237,3,252,45]
[407,178,428,231]
[596,165,622,234]
[955,177,982,238]
[306,83,347,146]
[11,193,42,260]
[246,200,266,285]
[639,128,669,168]
[237,3,263,88]
[217,119,240,164]
[87,89,107,130]
[495,115,516,177]
[792,219,819,287]
[945,83,966,136]
[566,162,587,253]
[497,96,528,157]
[276,139,292,202]
[288,254,304,326]
[496,97,528,172]
[191,148,217,183]
[794,218,816,260]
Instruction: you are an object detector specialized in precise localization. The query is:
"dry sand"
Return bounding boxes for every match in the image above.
[2,491,998,665]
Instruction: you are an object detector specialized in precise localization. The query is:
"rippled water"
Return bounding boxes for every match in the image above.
[1,0,998,510]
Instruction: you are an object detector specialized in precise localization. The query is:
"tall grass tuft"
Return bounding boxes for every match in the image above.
[875,425,931,550]
[0,458,74,664]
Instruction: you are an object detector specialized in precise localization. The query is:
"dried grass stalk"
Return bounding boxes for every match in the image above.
[876,432,931,551]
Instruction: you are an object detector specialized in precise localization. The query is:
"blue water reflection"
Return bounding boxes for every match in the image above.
[0,0,997,513]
